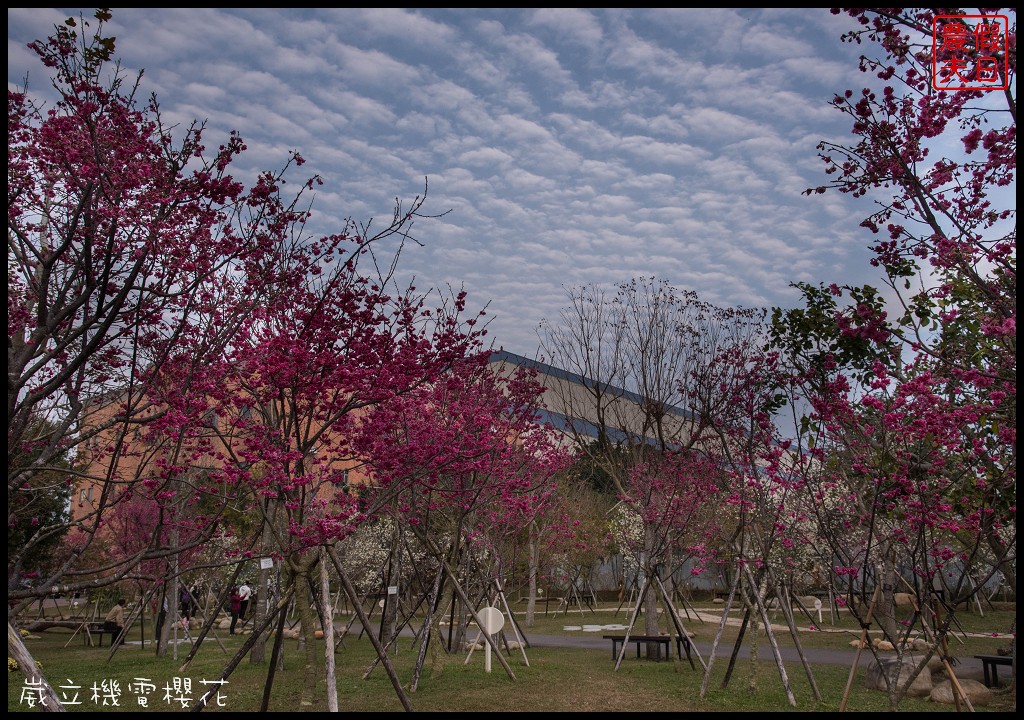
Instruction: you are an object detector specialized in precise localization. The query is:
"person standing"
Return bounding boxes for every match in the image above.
[229,587,243,635]
[180,586,194,621]
[103,598,127,647]
[238,582,252,621]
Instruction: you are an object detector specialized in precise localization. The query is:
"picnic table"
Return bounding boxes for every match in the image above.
[60,621,119,648]
[603,633,695,667]
[975,654,1012,688]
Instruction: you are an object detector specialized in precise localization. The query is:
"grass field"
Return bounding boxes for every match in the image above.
[9,601,1015,713]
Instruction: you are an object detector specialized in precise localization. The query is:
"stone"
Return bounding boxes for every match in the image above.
[900,651,944,675]
[793,595,821,610]
[864,657,933,698]
[929,678,991,706]
[893,592,916,608]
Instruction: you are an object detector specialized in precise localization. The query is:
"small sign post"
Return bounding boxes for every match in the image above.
[477,606,505,674]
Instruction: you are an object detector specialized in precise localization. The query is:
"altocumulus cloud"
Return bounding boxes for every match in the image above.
[8,7,889,356]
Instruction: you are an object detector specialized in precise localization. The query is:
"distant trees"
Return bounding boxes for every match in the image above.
[7,414,72,588]
[538,277,770,643]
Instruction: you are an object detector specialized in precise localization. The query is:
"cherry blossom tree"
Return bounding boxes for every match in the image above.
[7,12,356,702]
[519,467,610,627]
[197,249,487,702]
[771,7,1015,709]
[347,351,568,686]
[8,12,490,711]
[7,9,314,611]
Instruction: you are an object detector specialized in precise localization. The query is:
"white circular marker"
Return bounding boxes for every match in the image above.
[478,606,505,634]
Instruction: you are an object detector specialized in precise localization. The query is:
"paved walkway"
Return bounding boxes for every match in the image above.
[347,604,1008,686]
[499,610,1003,684]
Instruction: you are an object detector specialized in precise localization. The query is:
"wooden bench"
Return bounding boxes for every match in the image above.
[84,622,120,647]
[564,593,596,608]
[603,634,694,667]
[975,654,1012,688]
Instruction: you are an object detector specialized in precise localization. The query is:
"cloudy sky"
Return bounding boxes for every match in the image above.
[9,8,891,358]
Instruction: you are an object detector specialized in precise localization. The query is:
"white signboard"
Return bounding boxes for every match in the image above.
[259,557,274,570]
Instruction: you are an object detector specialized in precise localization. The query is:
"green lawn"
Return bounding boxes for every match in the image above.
[9,602,1015,713]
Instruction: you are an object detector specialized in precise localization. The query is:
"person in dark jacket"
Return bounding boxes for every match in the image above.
[229,587,243,635]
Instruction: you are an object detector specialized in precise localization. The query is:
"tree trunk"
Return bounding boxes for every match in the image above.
[250,560,274,664]
[169,549,181,662]
[382,528,400,647]
[455,588,470,651]
[665,545,676,607]
[642,528,660,658]
[410,563,445,692]
[318,549,338,712]
[744,574,760,694]
[9,623,65,711]
[251,499,280,665]
[526,520,539,627]
[156,575,174,657]
[429,575,456,679]
[291,554,320,708]
[874,558,900,642]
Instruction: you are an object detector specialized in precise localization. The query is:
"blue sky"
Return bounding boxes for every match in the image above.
[9,8,890,358]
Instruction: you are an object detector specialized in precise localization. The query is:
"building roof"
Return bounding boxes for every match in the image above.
[488,349,698,446]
